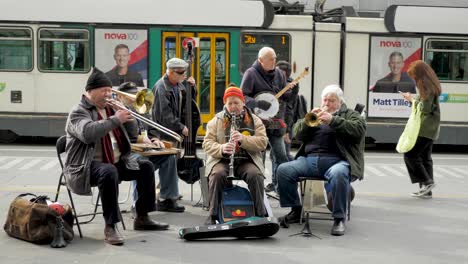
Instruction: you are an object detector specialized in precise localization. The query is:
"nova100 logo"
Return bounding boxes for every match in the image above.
[104,33,139,40]
[379,40,414,48]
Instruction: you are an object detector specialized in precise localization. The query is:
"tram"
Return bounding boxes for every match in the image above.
[0,0,467,145]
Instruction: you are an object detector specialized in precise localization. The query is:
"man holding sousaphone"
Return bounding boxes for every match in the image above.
[114,82,185,213]
[241,47,299,194]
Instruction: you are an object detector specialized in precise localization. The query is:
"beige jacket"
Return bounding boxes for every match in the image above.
[202,110,268,177]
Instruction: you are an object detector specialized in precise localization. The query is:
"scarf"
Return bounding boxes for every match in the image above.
[97,106,127,164]
[223,107,255,159]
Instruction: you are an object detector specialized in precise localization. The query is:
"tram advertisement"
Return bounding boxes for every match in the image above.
[95,29,148,87]
[368,36,422,118]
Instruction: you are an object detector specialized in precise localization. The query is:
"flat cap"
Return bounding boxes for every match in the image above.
[166,58,188,69]
[118,81,138,94]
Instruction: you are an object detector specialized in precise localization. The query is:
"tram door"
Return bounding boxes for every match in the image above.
[162,32,229,135]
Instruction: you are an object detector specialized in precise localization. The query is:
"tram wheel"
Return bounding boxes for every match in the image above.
[0,130,19,143]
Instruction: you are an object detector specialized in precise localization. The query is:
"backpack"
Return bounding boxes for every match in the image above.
[218,186,255,223]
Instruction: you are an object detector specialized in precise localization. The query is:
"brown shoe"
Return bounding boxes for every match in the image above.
[104,225,124,245]
[134,216,169,231]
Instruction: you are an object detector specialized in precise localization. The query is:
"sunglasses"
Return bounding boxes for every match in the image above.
[174,70,186,75]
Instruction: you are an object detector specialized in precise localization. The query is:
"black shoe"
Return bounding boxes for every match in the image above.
[157,199,185,213]
[331,219,345,236]
[265,183,276,193]
[134,216,169,231]
[278,209,301,225]
[204,215,217,226]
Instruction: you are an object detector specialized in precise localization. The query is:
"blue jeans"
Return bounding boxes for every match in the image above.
[267,133,289,187]
[132,154,179,203]
[270,135,294,185]
[277,155,350,219]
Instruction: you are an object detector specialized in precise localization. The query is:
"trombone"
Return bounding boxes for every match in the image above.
[112,88,154,114]
[107,89,183,143]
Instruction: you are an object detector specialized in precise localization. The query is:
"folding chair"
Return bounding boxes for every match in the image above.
[54,135,126,238]
[295,103,365,234]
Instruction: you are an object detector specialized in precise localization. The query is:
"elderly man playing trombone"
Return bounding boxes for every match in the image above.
[116,81,185,213]
[276,84,366,236]
[64,68,169,246]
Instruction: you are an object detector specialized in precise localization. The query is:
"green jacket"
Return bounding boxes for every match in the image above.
[293,103,366,181]
[415,95,440,140]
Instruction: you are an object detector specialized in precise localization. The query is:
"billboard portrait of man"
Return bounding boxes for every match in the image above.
[105,44,144,87]
[372,51,416,93]
[95,29,148,87]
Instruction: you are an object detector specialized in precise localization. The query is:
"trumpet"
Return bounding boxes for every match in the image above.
[304,107,328,127]
[304,112,321,127]
[105,98,184,143]
[112,88,154,114]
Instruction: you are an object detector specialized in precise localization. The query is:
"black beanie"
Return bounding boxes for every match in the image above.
[85,68,112,91]
[276,60,291,77]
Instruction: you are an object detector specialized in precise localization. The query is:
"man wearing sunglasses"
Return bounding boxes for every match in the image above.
[150,58,197,143]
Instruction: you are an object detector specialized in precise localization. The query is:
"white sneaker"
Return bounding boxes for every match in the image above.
[419,183,435,195]
[412,184,435,197]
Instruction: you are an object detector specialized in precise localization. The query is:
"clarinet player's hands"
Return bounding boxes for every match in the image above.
[222,142,235,155]
[230,130,243,144]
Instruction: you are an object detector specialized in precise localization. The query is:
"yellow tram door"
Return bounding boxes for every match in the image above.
[162,32,229,136]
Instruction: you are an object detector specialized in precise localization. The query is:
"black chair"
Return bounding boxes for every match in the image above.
[54,135,125,238]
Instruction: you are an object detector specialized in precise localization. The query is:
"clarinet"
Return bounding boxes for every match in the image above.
[227,113,237,179]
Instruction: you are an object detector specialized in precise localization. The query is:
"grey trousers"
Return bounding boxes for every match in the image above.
[208,160,266,217]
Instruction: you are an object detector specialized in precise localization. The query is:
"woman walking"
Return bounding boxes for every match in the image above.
[400,60,441,199]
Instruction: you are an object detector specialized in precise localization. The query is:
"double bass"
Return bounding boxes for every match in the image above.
[178,42,204,184]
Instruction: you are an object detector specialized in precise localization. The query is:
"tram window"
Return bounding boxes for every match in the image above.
[0,28,33,71]
[239,33,291,74]
[425,39,468,81]
[38,28,90,72]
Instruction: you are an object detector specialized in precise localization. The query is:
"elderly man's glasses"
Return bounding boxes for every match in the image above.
[174,70,186,75]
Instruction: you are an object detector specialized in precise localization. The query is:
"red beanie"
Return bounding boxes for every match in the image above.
[223,87,245,103]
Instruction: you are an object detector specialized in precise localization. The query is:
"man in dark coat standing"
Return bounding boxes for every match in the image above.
[241,47,298,193]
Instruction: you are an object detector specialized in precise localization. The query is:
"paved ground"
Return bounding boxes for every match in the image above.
[1,143,468,264]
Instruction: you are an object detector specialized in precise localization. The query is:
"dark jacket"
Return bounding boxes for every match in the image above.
[284,76,301,134]
[415,94,440,140]
[241,61,295,135]
[293,103,366,181]
[64,95,139,195]
[373,72,416,93]
[150,74,197,142]
[105,67,144,87]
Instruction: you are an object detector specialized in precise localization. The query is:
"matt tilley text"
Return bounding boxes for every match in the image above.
[373,98,411,107]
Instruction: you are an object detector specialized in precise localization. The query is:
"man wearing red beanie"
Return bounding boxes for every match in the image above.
[202,85,268,225]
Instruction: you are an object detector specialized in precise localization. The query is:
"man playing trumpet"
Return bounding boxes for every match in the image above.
[276,84,366,236]
[202,86,268,225]
[64,68,169,246]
